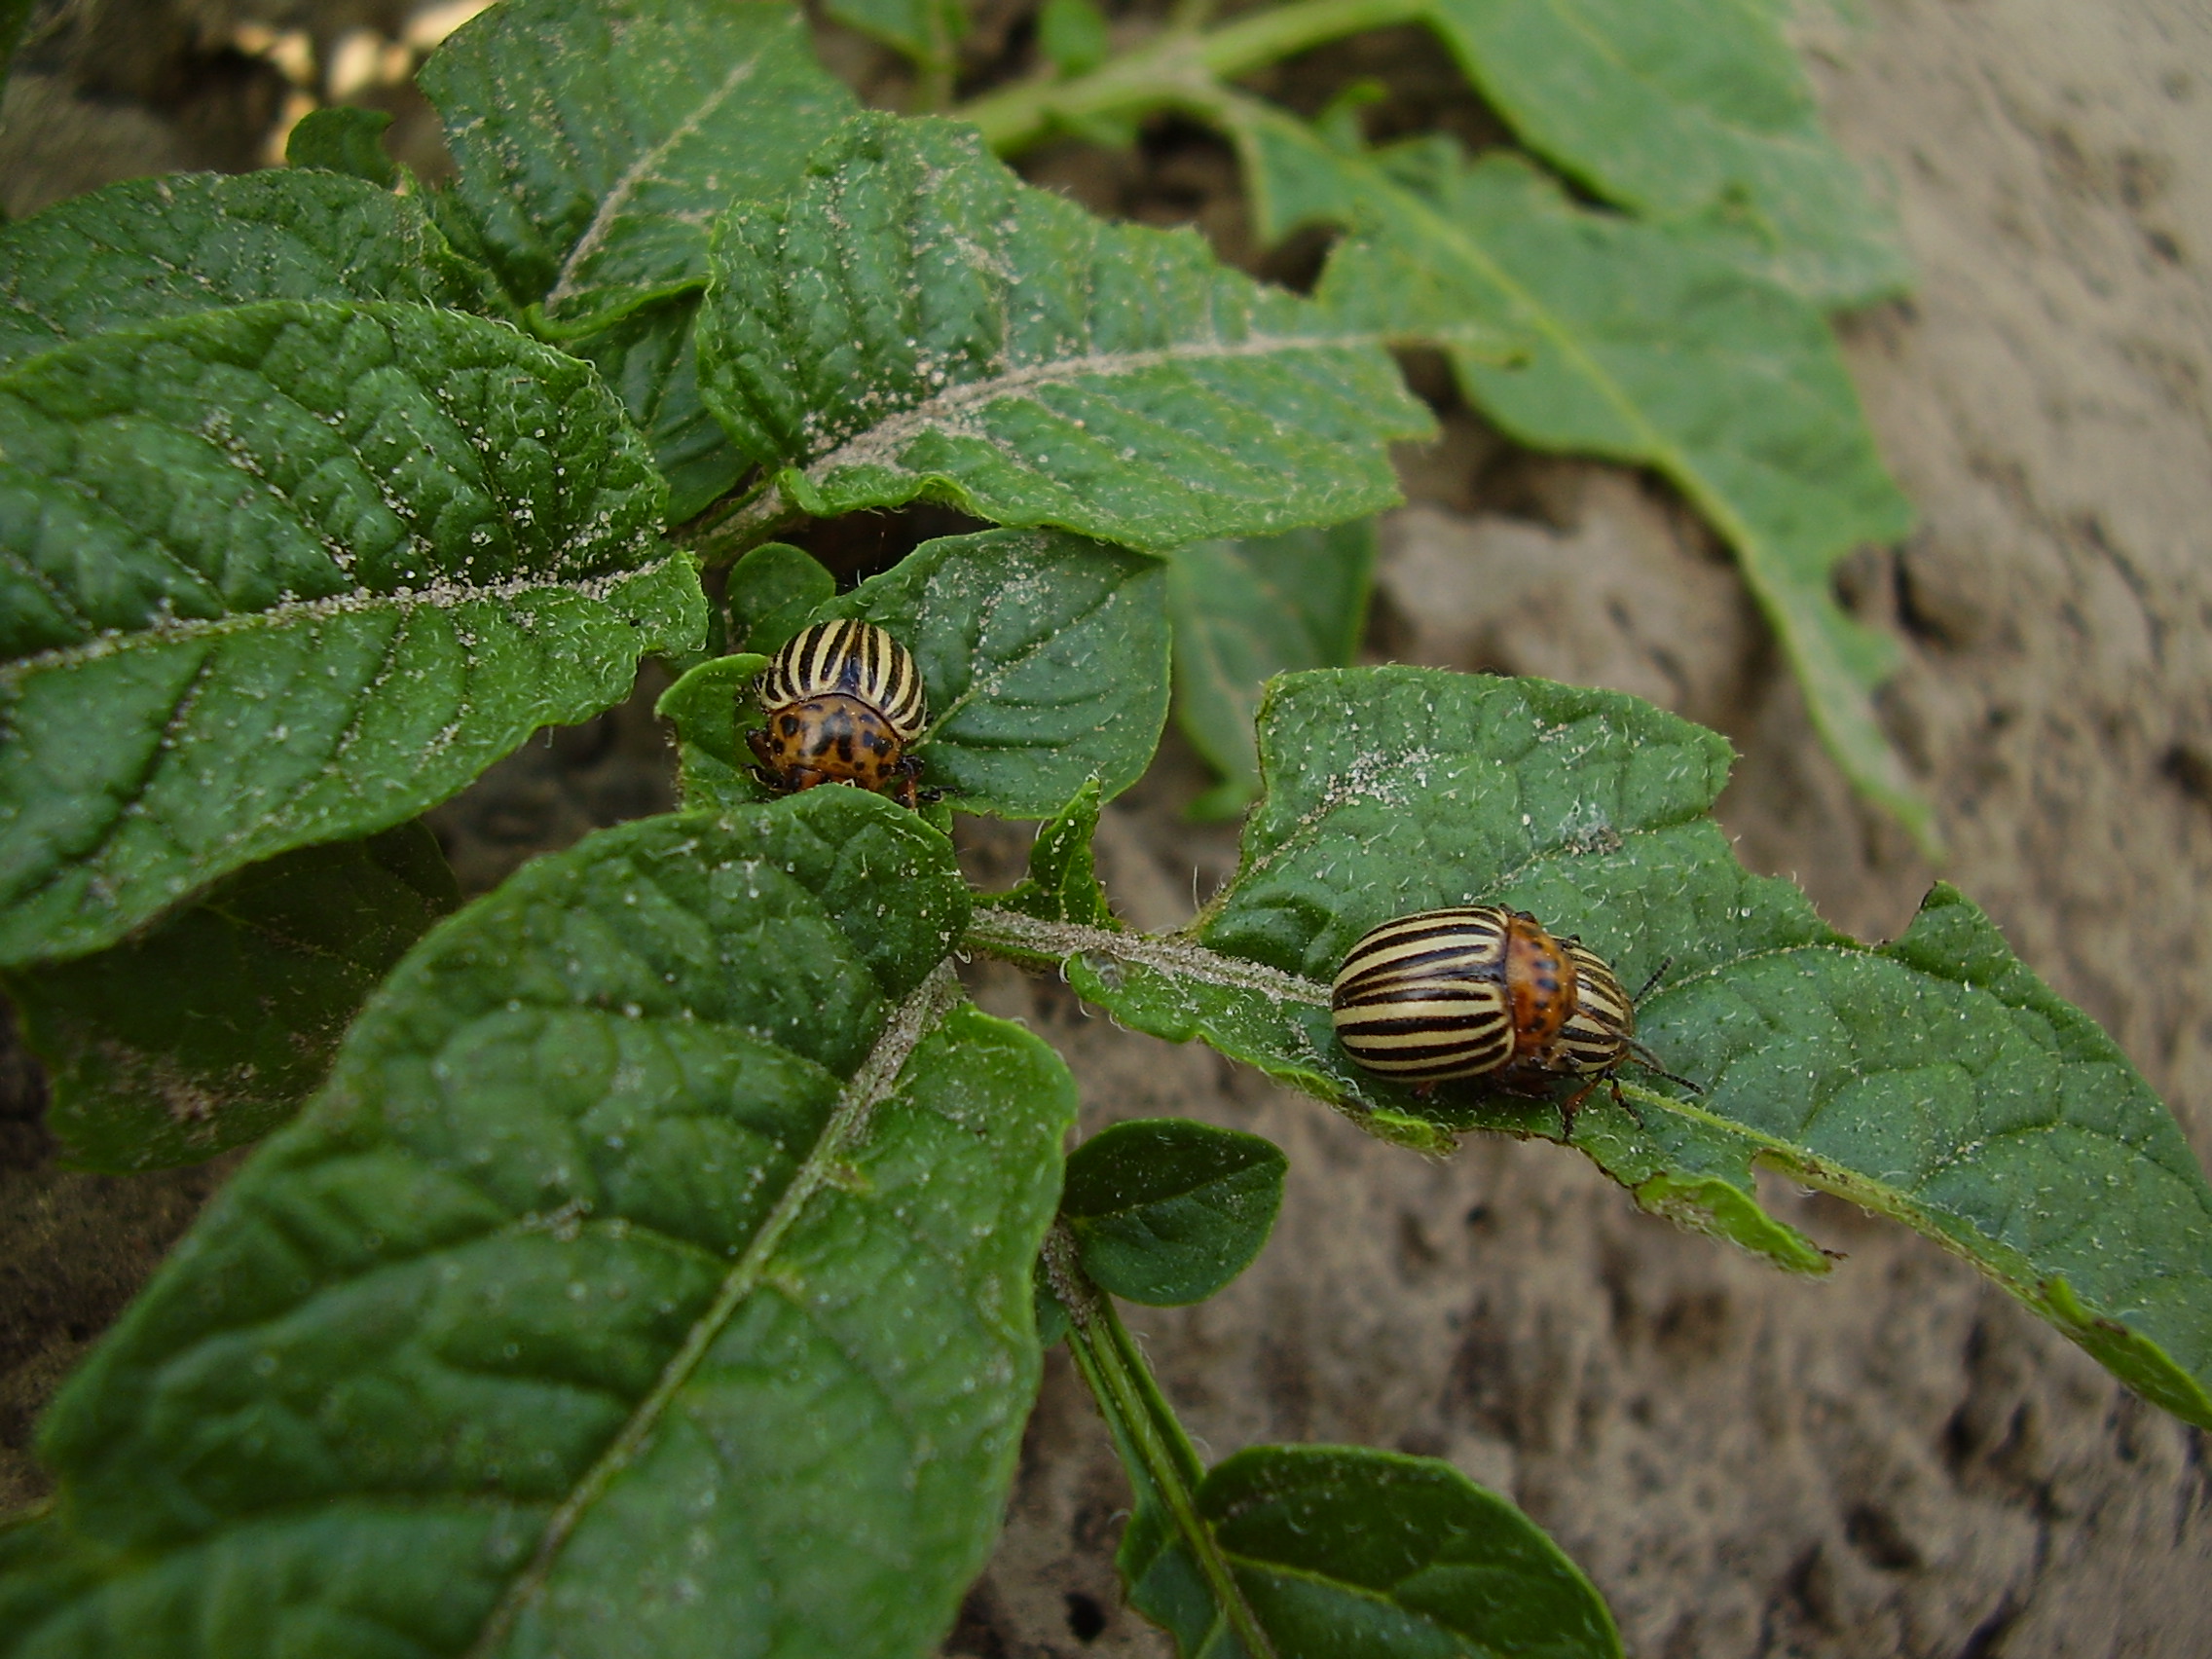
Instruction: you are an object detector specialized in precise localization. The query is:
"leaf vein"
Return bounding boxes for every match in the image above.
[542,46,769,308]
[0,555,676,685]
[799,335,1379,482]
[460,962,964,1655]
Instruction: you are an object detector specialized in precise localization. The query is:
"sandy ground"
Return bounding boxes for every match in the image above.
[2,1,2209,1654]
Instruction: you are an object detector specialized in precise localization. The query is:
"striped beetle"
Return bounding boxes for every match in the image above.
[748,619,934,808]
[1329,905,1693,1133]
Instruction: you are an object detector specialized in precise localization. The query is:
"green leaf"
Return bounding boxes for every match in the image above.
[1314,80,1388,157]
[654,649,774,813]
[1420,0,1909,305]
[0,171,489,370]
[986,777,1115,930]
[1156,1446,1624,1659]
[9,790,1079,1658]
[3,824,458,1172]
[816,526,1171,817]
[1062,1119,1285,1306]
[1228,103,1932,855]
[974,667,2212,1424]
[724,541,834,655]
[568,293,746,523]
[284,106,399,187]
[1168,518,1375,822]
[828,0,966,72]
[0,300,702,968]
[0,1516,104,1647]
[420,0,856,330]
[1038,0,1109,78]
[696,114,1432,554]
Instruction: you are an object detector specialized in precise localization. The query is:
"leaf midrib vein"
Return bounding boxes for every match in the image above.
[1520,0,1830,170]
[0,555,675,684]
[921,574,1130,740]
[543,45,768,308]
[461,961,962,1656]
[970,908,1326,1006]
[987,891,2162,1172]
[1244,92,1887,688]
[1216,1548,1460,1638]
[795,332,1378,483]
[1389,162,1764,556]
[1636,1081,2212,1323]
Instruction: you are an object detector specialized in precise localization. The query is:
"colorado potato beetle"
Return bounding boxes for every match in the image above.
[1330,905,1693,1133]
[748,619,933,808]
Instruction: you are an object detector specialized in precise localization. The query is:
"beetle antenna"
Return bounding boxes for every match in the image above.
[1629,1041,1701,1094]
[1632,956,1674,1004]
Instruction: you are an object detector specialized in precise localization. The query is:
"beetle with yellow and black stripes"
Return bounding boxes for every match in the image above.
[748,619,935,808]
[1329,905,1694,1133]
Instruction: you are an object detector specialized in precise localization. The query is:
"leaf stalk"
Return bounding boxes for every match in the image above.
[683,482,805,565]
[1044,1223,1279,1659]
[965,906,1329,1005]
[957,0,1431,152]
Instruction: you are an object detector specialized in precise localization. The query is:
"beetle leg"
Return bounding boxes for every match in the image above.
[1486,1064,1555,1101]
[745,727,777,767]
[893,755,940,808]
[1608,1075,1646,1129]
[1557,1075,1603,1140]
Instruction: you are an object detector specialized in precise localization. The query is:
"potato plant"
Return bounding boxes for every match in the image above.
[1,2,2208,1655]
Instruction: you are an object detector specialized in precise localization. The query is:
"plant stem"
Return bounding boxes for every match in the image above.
[912,2,957,112]
[957,0,1430,152]
[1044,1225,1279,1659]
[915,59,956,111]
[681,484,805,567]
[964,906,1329,1003]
